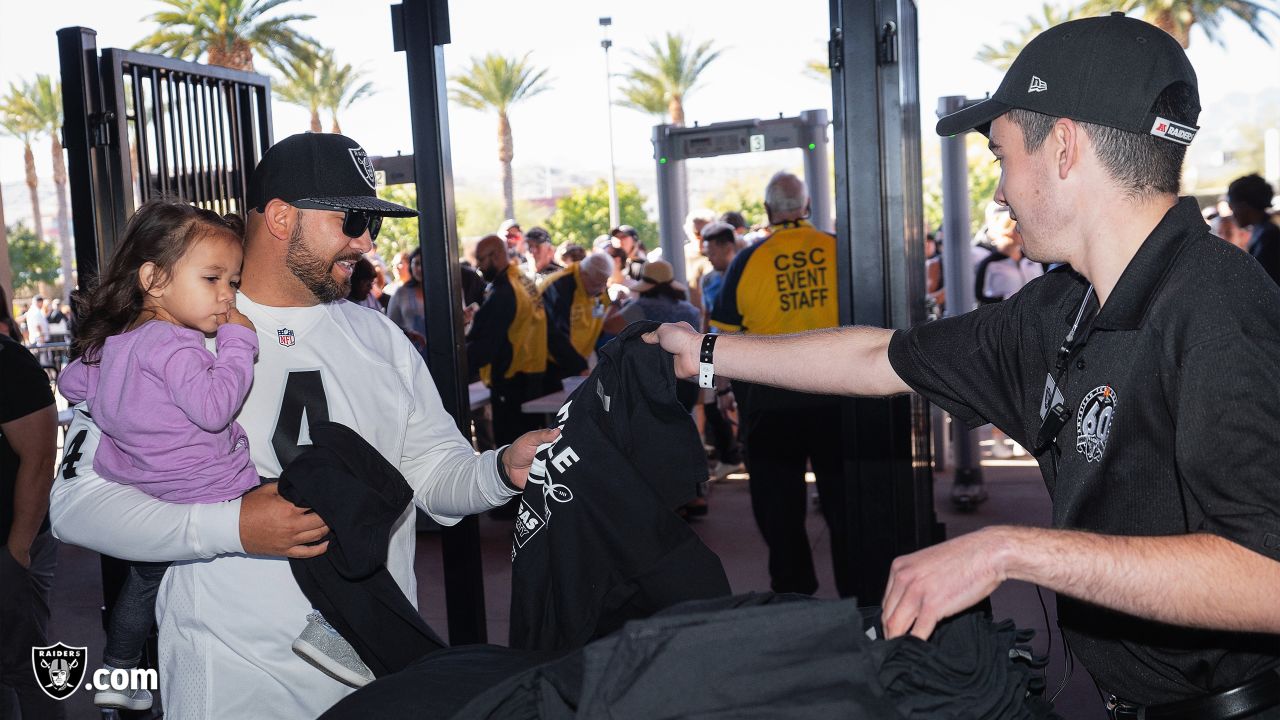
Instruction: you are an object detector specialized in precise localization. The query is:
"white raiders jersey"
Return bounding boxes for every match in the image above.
[51,294,513,719]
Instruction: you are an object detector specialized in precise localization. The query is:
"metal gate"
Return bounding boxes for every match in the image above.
[58,26,272,285]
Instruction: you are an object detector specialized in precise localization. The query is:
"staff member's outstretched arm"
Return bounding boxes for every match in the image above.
[646,321,1280,644]
[644,322,911,397]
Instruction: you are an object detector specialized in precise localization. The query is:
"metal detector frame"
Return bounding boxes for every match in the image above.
[651,110,832,282]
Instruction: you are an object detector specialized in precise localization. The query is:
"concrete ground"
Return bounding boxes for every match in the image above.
[36,443,1105,718]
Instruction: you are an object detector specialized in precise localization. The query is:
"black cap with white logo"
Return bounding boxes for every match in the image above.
[936,13,1201,145]
[247,133,417,216]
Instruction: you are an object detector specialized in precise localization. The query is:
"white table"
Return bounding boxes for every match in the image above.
[521,376,587,416]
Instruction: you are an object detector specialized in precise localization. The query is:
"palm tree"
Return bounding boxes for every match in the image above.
[0,96,46,246]
[617,33,722,126]
[318,52,375,135]
[977,4,1087,70]
[270,48,325,132]
[450,53,551,220]
[24,75,75,303]
[616,82,668,120]
[1081,0,1279,47]
[0,180,10,301]
[134,0,316,72]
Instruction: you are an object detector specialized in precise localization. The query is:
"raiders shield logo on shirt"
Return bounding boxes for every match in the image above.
[1075,385,1116,462]
[349,147,377,189]
[32,643,87,700]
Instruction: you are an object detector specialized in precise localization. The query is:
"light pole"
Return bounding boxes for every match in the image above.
[600,16,620,229]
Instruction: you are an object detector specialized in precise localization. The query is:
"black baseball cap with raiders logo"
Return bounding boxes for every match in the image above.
[247,132,417,217]
[936,12,1201,146]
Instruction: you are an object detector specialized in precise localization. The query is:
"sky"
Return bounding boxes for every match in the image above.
[1,0,1279,224]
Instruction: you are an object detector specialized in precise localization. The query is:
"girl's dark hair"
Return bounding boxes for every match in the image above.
[640,281,687,302]
[74,199,244,364]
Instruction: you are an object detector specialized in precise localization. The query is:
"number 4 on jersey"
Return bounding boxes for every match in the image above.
[272,370,330,468]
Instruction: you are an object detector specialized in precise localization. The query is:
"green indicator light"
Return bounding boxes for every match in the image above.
[659,157,668,164]
[808,143,816,150]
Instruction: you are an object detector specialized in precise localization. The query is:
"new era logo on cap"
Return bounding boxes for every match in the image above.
[1149,116,1197,145]
[1028,76,1048,93]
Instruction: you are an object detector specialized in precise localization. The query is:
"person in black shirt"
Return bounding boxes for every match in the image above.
[0,334,62,718]
[1227,173,1280,286]
[649,13,1280,719]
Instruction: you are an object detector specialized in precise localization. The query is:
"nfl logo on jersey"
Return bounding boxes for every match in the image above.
[277,328,295,347]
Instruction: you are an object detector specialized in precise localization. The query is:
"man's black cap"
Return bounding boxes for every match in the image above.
[937,13,1200,145]
[525,226,552,245]
[247,133,417,217]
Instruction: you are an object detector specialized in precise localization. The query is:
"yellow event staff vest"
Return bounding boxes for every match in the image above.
[708,220,838,336]
[480,262,549,384]
[540,263,611,360]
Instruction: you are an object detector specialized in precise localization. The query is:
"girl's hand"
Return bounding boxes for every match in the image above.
[227,307,256,332]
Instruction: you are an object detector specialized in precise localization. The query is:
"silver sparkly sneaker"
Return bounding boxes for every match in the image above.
[291,611,375,688]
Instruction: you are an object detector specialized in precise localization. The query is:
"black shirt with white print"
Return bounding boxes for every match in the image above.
[508,321,731,652]
[888,198,1280,706]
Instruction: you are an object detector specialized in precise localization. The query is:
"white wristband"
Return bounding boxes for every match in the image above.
[697,334,718,389]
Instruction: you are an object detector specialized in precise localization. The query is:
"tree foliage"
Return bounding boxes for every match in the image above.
[7,224,59,295]
[450,52,551,220]
[702,176,770,229]
[805,59,830,82]
[270,47,325,132]
[134,0,316,72]
[449,53,550,115]
[922,135,1001,238]
[319,51,375,134]
[373,185,475,262]
[374,185,423,263]
[977,0,1279,69]
[545,181,656,249]
[1081,0,1280,47]
[976,4,1086,70]
[617,33,721,125]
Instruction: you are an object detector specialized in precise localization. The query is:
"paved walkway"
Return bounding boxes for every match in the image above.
[40,459,1105,719]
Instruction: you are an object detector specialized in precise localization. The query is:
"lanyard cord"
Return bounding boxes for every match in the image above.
[1041,284,1096,473]
[1055,285,1095,375]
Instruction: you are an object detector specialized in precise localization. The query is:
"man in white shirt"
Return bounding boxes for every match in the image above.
[51,133,557,719]
[23,295,50,346]
[973,203,1044,306]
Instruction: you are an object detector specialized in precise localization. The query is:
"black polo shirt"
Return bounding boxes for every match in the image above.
[888,197,1280,705]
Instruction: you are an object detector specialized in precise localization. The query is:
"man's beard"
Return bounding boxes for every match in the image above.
[285,222,357,303]
[480,262,501,283]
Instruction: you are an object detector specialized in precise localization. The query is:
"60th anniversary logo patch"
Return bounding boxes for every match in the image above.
[1075,385,1116,463]
[32,643,87,701]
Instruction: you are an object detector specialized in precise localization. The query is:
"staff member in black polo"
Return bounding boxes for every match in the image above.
[648,14,1280,720]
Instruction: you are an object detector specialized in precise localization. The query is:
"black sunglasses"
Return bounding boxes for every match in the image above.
[290,200,383,242]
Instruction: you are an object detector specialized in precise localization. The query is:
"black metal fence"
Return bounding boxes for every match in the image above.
[59,27,272,284]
